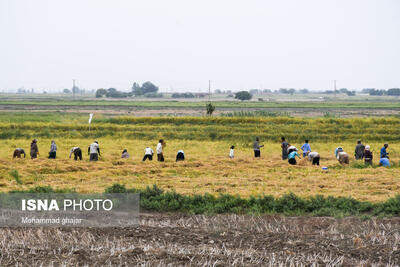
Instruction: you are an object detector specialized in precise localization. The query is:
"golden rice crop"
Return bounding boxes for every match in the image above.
[0,138,398,202]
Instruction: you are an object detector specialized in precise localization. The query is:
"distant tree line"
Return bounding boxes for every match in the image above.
[89,83,400,99]
[95,81,161,98]
[362,88,400,96]
[131,81,159,96]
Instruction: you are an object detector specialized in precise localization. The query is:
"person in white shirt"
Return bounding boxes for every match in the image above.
[307,151,320,166]
[88,141,100,161]
[176,150,185,162]
[229,146,235,159]
[69,147,82,160]
[143,147,154,161]
[156,139,165,162]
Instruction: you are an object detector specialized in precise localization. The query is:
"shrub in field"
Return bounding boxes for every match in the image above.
[104,183,127,193]
[98,184,400,216]
[351,161,371,169]
[9,170,22,185]
[235,91,252,101]
[206,103,215,116]
[375,195,400,215]
[275,193,306,214]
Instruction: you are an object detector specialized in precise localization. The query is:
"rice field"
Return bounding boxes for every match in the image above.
[1,114,400,143]
[0,113,399,202]
[1,107,399,266]
[1,138,399,202]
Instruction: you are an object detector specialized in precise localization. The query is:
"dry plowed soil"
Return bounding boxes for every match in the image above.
[0,213,399,266]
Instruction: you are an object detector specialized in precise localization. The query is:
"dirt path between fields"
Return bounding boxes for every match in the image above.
[1,104,399,117]
[0,213,399,266]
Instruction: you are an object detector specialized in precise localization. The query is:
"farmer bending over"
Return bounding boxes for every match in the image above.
[69,147,82,160]
[143,147,154,161]
[176,150,185,162]
[307,151,320,166]
[121,149,130,159]
[379,157,390,167]
[288,148,301,165]
[335,147,349,164]
[13,148,26,158]
[287,145,297,154]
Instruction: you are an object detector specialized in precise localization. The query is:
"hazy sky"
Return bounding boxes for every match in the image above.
[1,0,399,92]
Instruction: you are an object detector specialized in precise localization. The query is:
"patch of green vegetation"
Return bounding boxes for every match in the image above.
[9,170,22,184]
[103,184,400,217]
[0,112,90,124]
[1,115,399,143]
[8,184,400,216]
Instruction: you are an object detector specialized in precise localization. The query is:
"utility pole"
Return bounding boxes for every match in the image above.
[72,79,76,100]
[334,80,337,98]
[208,80,211,102]
[206,80,215,116]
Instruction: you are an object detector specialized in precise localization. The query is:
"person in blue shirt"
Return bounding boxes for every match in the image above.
[288,149,301,165]
[379,157,390,167]
[380,144,389,158]
[301,140,311,157]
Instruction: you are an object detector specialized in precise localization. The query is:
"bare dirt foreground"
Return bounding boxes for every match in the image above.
[0,213,399,266]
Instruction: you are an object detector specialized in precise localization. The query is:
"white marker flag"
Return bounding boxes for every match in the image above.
[89,113,93,124]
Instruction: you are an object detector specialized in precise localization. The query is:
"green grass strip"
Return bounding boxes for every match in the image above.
[9,184,400,217]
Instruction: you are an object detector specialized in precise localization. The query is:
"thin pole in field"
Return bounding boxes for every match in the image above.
[88,113,93,136]
[208,80,211,102]
[334,80,337,98]
[72,79,76,100]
